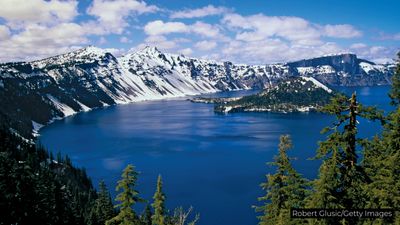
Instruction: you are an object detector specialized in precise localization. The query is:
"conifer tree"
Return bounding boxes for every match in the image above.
[255,135,308,225]
[0,128,98,225]
[89,180,116,225]
[141,204,153,225]
[389,52,400,106]
[308,93,383,224]
[152,175,166,225]
[363,52,400,224]
[106,164,143,225]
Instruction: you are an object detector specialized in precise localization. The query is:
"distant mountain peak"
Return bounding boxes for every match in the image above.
[75,45,107,56]
[138,46,161,55]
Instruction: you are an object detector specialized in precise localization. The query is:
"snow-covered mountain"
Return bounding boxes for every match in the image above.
[0,46,395,137]
[287,53,394,86]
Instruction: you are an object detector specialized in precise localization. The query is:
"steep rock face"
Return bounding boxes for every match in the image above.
[288,53,393,86]
[288,53,361,73]
[0,46,395,137]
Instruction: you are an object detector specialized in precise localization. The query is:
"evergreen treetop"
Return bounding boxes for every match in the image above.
[106,164,144,225]
[152,175,166,225]
[256,135,308,225]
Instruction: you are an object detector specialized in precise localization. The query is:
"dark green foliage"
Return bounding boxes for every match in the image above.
[389,52,400,106]
[0,124,199,225]
[0,127,97,225]
[105,166,200,225]
[141,205,153,225]
[106,164,144,225]
[257,53,400,224]
[89,180,116,225]
[152,175,166,225]
[255,135,308,225]
[362,53,400,224]
[307,93,384,224]
[215,77,335,113]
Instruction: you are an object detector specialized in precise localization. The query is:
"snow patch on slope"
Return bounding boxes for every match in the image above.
[32,121,44,137]
[46,94,76,117]
[297,65,335,75]
[360,62,375,73]
[301,76,332,93]
[77,101,91,112]
[359,62,387,74]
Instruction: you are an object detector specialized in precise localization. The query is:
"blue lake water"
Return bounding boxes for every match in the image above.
[39,86,392,225]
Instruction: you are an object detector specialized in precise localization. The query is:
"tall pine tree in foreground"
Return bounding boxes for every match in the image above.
[255,135,308,225]
[307,93,383,225]
[106,164,144,225]
[362,52,400,224]
[152,175,166,225]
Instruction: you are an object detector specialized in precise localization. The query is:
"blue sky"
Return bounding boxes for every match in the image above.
[0,0,399,64]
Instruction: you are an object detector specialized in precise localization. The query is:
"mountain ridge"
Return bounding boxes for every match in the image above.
[0,45,395,137]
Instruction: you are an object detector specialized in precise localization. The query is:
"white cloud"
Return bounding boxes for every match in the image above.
[195,40,217,51]
[0,23,89,62]
[214,12,372,63]
[221,13,253,29]
[170,5,229,19]
[0,0,78,27]
[104,48,126,57]
[0,0,395,65]
[87,0,159,34]
[173,37,191,43]
[120,36,131,43]
[143,35,178,49]
[98,37,107,45]
[15,23,87,45]
[179,48,193,56]
[144,20,224,41]
[0,25,11,40]
[350,43,367,49]
[222,13,362,45]
[347,43,397,64]
[0,0,161,62]
[144,20,189,36]
[323,24,362,38]
[222,13,322,45]
[191,21,221,38]
[132,34,196,55]
[378,32,400,41]
[219,39,344,64]
[0,0,88,62]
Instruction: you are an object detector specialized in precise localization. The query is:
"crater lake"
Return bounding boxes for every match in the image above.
[39,86,391,225]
